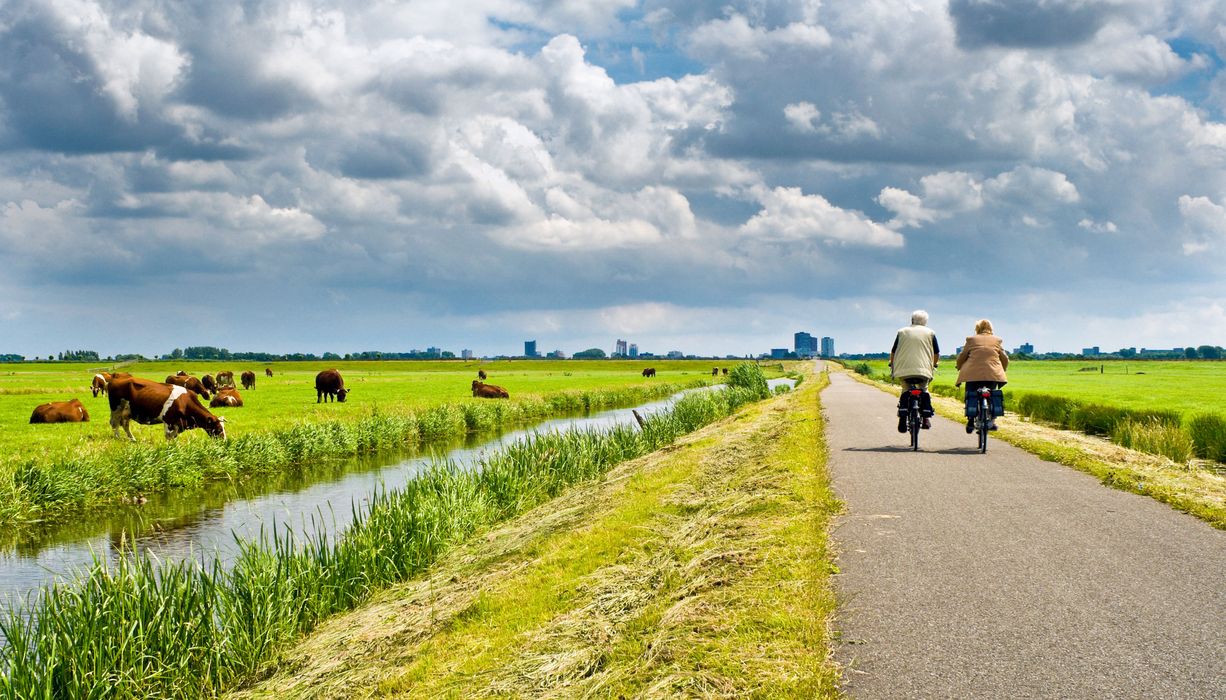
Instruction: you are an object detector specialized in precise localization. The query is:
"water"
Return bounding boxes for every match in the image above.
[0,379,794,608]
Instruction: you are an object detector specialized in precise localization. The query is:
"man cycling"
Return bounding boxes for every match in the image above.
[889,310,939,432]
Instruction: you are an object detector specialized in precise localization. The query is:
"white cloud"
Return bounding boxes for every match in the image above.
[985,166,1081,205]
[784,102,822,132]
[742,186,903,247]
[1178,194,1226,254]
[689,15,832,61]
[1078,218,1118,233]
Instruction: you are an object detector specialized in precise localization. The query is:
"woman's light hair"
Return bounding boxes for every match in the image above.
[911,310,928,326]
[975,319,994,334]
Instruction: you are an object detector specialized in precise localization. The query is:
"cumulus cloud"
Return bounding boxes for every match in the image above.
[742,186,903,247]
[1178,194,1226,254]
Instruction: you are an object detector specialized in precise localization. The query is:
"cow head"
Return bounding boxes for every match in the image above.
[203,415,227,439]
[336,387,349,402]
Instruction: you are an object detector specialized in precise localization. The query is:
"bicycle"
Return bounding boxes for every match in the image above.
[902,382,929,451]
[971,386,1002,453]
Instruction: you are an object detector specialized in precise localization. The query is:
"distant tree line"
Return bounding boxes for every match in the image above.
[161,347,459,361]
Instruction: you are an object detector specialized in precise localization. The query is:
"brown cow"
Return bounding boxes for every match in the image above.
[30,398,90,423]
[166,374,211,401]
[641,368,656,378]
[315,369,348,403]
[215,371,235,389]
[712,367,719,376]
[265,368,273,377]
[201,374,217,392]
[209,388,244,408]
[91,372,112,398]
[241,371,256,390]
[111,372,132,380]
[478,369,487,380]
[722,368,728,376]
[471,380,509,399]
[108,377,226,441]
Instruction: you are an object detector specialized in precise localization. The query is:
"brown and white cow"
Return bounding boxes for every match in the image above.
[166,374,212,400]
[265,368,274,377]
[241,371,256,390]
[478,369,487,380]
[108,377,226,441]
[30,398,90,423]
[215,371,235,389]
[91,372,112,398]
[201,374,217,393]
[471,380,509,399]
[209,387,244,408]
[315,369,348,403]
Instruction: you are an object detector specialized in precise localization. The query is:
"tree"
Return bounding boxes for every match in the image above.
[1198,345,1222,360]
[573,347,607,359]
[1186,347,1198,359]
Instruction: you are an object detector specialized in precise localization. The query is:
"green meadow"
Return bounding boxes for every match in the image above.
[0,359,776,524]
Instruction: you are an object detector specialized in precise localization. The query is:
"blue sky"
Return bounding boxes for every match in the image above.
[2,0,1226,358]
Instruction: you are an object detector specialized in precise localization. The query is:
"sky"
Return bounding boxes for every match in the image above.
[3,0,1226,358]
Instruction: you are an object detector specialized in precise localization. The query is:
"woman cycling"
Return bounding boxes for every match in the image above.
[955,319,1009,433]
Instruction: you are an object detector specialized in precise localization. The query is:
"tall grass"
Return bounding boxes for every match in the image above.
[0,367,772,699]
[1111,419,1195,465]
[1188,414,1226,462]
[3,381,699,524]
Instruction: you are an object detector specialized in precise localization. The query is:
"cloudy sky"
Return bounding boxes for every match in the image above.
[2,0,1226,358]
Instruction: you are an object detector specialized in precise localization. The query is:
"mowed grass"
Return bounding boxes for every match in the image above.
[858,358,1226,419]
[0,359,735,456]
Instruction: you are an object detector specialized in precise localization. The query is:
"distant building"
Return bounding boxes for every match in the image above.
[821,336,835,358]
[1081,346,1100,357]
[547,350,566,359]
[628,343,638,358]
[666,350,684,359]
[794,332,817,357]
[1014,342,1034,355]
[770,348,789,359]
[524,340,538,358]
[426,346,441,358]
[461,349,473,360]
[614,339,628,357]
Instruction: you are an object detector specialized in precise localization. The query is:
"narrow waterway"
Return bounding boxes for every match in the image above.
[0,380,793,610]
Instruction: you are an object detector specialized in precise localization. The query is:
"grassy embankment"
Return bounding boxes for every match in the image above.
[0,364,840,698]
[840,360,1226,528]
[0,360,774,526]
[229,365,838,698]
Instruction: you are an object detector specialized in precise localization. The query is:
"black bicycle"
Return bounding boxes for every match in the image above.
[973,386,993,453]
[904,383,925,451]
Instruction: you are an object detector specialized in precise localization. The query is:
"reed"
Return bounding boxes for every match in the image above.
[1111,419,1196,465]
[0,369,771,698]
[1188,414,1226,462]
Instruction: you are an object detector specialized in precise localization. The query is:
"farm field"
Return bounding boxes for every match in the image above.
[0,359,747,458]
[857,359,1226,419]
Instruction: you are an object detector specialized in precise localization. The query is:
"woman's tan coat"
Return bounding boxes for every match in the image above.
[955,333,1009,385]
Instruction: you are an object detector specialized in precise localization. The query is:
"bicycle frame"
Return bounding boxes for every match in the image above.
[906,385,923,451]
[975,387,992,453]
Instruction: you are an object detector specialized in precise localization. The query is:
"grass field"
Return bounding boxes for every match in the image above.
[0,359,784,525]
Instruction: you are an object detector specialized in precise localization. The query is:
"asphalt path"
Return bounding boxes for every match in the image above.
[824,371,1226,699]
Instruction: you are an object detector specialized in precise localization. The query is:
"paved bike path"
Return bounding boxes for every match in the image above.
[824,372,1226,698]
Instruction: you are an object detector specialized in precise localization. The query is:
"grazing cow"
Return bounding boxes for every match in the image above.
[209,388,243,408]
[108,377,226,441]
[241,371,256,390]
[30,398,90,423]
[471,380,509,399]
[722,368,728,376]
[215,371,235,389]
[166,374,211,401]
[91,372,112,398]
[201,374,217,393]
[175,370,188,377]
[712,367,719,376]
[315,369,348,403]
[641,368,656,378]
[265,368,273,377]
[478,369,487,380]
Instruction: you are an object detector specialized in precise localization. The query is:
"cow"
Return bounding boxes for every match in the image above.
[175,370,188,377]
[265,368,273,377]
[712,367,719,376]
[209,388,243,408]
[91,372,112,398]
[107,377,226,441]
[111,372,132,380]
[241,371,256,390]
[722,368,728,376]
[215,371,235,389]
[641,368,656,378]
[478,369,487,380]
[166,374,211,401]
[201,374,217,393]
[315,369,348,403]
[30,398,90,423]
[471,380,509,399]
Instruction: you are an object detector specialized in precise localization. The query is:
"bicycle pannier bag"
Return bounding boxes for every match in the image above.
[964,396,977,417]
[991,390,1005,417]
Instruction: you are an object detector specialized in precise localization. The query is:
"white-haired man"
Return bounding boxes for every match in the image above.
[889,310,940,432]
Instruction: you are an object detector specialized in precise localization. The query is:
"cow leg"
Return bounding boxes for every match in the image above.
[317,390,322,403]
[110,400,135,441]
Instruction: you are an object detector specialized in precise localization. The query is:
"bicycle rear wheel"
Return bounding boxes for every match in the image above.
[978,398,989,453]
[909,404,920,451]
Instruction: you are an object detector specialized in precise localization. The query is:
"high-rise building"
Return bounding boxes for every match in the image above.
[794,332,817,357]
[614,339,628,357]
[461,349,473,360]
[1015,342,1034,355]
[628,343,638,358]
[821,336,835,358]
[525,340,538,358]
[771,348,789,359]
